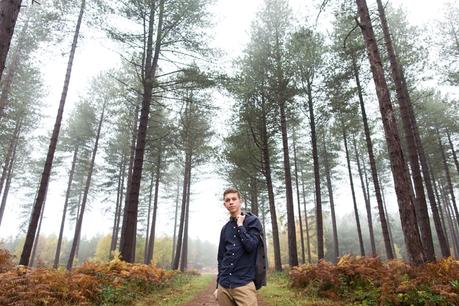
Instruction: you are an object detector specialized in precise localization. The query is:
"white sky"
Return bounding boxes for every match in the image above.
[0,0,455,251]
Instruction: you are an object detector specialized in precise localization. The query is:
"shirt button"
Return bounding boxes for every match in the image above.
[231,263,233,265]
[232,253,234,255]
[229,273,232,275]
[233,235,236,237]
[233,226,236,229]
[233,243,236,246]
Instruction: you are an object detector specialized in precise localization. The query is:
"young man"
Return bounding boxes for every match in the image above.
[214,188,264,306]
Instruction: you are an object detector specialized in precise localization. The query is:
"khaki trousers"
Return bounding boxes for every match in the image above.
[217,281,258,306]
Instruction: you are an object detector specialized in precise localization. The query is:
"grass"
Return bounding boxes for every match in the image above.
[258,272,340,306]
[135,272,213,306]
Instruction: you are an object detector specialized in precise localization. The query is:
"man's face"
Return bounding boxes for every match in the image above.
[223,192,242,216]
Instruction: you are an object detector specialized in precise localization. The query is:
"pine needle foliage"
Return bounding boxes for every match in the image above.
[290,255,459,305]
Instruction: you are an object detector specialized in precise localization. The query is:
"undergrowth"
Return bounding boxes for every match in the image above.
[0,250,174,305]
[290,255,459,305]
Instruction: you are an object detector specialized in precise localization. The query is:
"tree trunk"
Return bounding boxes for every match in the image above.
[30,196,46,268]
[352,133,376,256]
[180,162,191,272]
[146,146,162,264]
[67,102,105,270]
[292,133,305,264]
[0,130,17,226]
[278,101,298,266]
[171,176,180,266]
[351,52,394,259]
[300,169,312,263]
[119,101,139,253]
[0,0,22,83]
[342,122,365,256]
[0,118,21,201]
[250,177,259,216]
[323,135,339,261]
[355,0,425,265]
[305,79,323,261]
[260,99,282,271]
[143,171,154,263]
[380,183,396,257]
[20,0,85,266]
[120,0,165,263]
[0,4,31,119]
[172,152,190,270]
[430,164,452,255]
[53,145,79,268]
[110,154,126,257]
[440,182,459,257]
[410,121,450,257]
[0,120,20,225]
[376,0,435,261]
[438,133,459,224]
[446,129,459,177]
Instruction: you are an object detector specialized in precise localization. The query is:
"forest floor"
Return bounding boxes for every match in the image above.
[180,275,270,306]
[136,273,336,305]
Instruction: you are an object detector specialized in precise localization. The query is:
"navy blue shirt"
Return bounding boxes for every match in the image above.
[217,213,262,289]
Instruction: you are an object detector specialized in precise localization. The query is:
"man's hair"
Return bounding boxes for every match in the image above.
[223,187,241,200]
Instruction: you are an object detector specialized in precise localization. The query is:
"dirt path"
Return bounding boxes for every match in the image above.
[181,275,268,306]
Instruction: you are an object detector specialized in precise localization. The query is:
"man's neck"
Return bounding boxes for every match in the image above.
[230,209,241,218]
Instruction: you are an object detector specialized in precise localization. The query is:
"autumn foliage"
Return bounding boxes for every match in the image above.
[290,255,459,305]
[0,250,174,305]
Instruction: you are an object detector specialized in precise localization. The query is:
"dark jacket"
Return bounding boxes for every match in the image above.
[217,211,267,290]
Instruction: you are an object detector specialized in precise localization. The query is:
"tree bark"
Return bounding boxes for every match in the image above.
[351,51,394,259]
[305,79,323,261]
[259,98,282,270]
[323,135,339,261]
[446,129,459,177]
[120,0,165,263]
[0,119,20,226]
[342,122,365,256]
[20,0,85,266]
[146,146,162,264]
[300,169,312,263]
[352,133,376,256]
[180,162,191,272]
[172,92,193,270]
[0,130,17,226]
[376,0,435,261]
[380,183,396,257]
[53,145,79,268]
[278,101,298,266]
[110,154,126,257]
[0,7,29,119]
[410,116,450,257]
[67,101,106,270]
[0,118,21,202]
[440,182,459,257]
[171,176,180,266]
[438,133,459,225]
[172,151,191,270]
[30,196,45,268]
[0,0,22,83]
[292,133,305,264]
[249,177,259,216]
[355,0,425,264]
[119,101,139,253]
[143,171,155,263]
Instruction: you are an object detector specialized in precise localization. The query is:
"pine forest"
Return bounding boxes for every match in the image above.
[0,0,459,304]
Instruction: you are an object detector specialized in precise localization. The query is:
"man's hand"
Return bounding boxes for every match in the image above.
[236,214,245,226]
[213,288,218,300]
